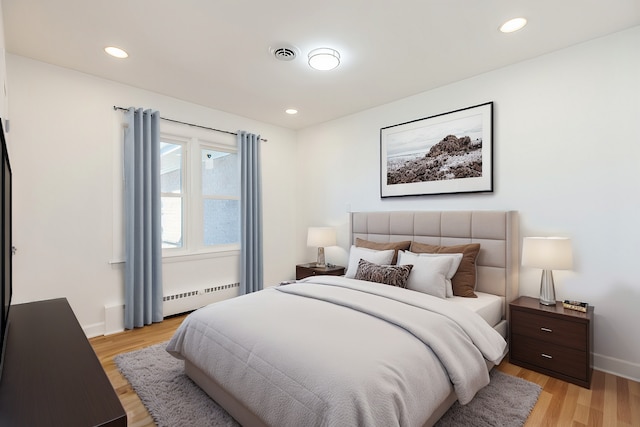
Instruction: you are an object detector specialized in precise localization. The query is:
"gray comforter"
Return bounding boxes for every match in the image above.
[167,276,507,427]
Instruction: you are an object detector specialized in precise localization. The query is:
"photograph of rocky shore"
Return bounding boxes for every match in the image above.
[380,102,493,197]
[387,134,482,185]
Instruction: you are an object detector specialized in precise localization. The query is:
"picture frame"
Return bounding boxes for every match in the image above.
[380,102,493,198]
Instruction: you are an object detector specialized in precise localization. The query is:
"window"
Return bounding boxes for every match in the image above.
[201,148,239,246]
[160,126,239,255]
[160,141,184,249]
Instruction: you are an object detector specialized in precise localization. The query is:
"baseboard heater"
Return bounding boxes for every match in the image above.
[163,282,240,317]
[103,282,240,335]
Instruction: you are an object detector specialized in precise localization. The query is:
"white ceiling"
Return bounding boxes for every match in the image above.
[2,0,639,130]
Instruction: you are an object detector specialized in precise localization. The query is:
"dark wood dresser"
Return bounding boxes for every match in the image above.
[296,263,345,280]
[509,296,594,388]
[0,298,126,426]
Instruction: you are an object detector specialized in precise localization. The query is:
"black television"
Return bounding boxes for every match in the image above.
[0,119,11,381]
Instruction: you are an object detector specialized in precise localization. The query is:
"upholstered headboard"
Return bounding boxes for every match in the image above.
[350,210,519,323]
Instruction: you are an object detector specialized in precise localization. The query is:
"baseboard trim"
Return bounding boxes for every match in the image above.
[594,353,640,382]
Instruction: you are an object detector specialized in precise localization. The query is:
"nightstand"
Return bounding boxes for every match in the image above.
[509,296,594,388]
[296,263,345,280]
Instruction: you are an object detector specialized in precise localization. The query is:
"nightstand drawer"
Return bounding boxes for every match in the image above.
[511,334,588,381]
[511,309,587,350]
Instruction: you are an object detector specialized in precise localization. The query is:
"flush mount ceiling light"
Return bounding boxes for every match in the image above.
[308,48,340,71]
[285,109,298,115]
[104,46,129,58]
[499,17,527,33]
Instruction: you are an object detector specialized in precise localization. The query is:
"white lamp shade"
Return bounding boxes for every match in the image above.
[522,237,573,270]
[307,227,336,247]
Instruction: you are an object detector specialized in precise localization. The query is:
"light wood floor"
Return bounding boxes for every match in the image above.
[90,314,640,427]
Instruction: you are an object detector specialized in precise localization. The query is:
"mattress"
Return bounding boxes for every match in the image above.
[448,291,504,328]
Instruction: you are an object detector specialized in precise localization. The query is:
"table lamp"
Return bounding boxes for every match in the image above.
[307,227,336,267]
[522,237,573,306]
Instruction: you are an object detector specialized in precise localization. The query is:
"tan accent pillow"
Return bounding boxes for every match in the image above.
[409,242,481,298]
[354,259,413,288]
[355,238,411,264]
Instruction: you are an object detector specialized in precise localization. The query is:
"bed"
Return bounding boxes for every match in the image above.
[167,210,519,426]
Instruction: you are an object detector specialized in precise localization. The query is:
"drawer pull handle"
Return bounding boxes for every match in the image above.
[541,353,553,359]
[540,327,553,333]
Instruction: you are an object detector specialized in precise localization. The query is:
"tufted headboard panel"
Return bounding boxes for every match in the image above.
[350,210,519,321]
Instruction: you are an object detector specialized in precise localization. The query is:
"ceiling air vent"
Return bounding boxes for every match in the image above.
[271,46,298,61]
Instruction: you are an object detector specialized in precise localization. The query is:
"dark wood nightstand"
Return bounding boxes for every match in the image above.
[296,263,345,280]
[509,296,594,388]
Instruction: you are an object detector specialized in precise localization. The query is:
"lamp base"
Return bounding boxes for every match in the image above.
[539,269,556,306]
[316,247,326,268]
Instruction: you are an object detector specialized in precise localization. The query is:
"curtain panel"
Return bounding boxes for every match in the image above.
[123,107,163,329]
[238,131,263,294]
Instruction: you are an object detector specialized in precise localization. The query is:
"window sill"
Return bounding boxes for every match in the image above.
[109,247,240,265]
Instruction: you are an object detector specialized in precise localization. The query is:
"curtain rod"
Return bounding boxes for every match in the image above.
[113,106,267,142]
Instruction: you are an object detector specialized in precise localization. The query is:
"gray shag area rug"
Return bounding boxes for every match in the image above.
[115,342,541,427]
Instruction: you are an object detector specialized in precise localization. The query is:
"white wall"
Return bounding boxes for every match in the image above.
[6,55,298,335]
[0,4,9,127]
[296,27,640,380]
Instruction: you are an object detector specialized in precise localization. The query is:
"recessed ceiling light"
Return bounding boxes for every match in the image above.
[285,109,298,115]
[308,48,340,71]
[104,46,129,59]
[499,17,527,33]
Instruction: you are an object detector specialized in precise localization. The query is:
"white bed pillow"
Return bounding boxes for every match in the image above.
[344,246,395,278]
[401,251,463,297]
[397,250,462,299]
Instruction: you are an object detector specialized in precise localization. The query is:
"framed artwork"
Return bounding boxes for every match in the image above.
[380,102,493,197]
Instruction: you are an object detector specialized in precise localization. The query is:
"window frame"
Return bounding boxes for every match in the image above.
[160,123,240,259]
[160,136,187,251]
[199,144,240,248]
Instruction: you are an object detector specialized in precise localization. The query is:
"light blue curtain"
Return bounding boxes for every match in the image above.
[124,108,163,329]
[238,131,263,294]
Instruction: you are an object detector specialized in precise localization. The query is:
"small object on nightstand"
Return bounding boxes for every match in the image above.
[563,300,588,313]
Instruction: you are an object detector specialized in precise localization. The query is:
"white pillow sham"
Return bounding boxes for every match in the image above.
[405,251,463,297]
[344,246,395,278]
[397,250,463,298]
